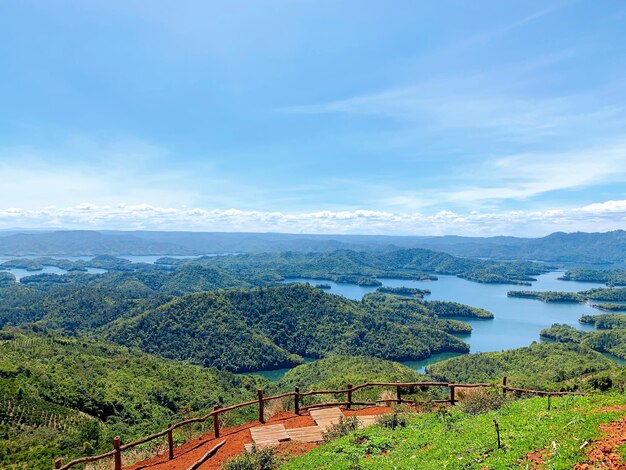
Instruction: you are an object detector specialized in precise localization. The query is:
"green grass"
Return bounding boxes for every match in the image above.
[280,394,626,470]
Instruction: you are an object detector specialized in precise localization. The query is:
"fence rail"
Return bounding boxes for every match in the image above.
[53,376,579,470]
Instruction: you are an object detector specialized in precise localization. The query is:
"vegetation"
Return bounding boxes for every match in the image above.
[507,290,586,302]
[272,356,427,404]
[583,287,626,301]
[0,329,262,469]
[424,300,493,319]
[161,248,552,286]
[592,302,626,311]
[103,285,471,372]
[541,324,626,361]
[224,448,277,470]
[0,272,15,285]
[279,394,626,469]
[427,342,615,390]
[560,269,626,286]
[580,314,626,329]
[322,416,361,441]
[416,230,626,267]
[458,387,508,415]
[376,286,431,297]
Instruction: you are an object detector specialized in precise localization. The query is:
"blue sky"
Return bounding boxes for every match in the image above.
[1,0,625,235]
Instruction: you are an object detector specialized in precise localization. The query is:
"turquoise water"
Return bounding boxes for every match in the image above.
[258,271,614,379]
[246,357,316,381]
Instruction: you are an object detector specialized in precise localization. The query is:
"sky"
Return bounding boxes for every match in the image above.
[1,0,625,236]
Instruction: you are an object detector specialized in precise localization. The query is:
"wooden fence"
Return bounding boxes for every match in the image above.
[53,376,580,470]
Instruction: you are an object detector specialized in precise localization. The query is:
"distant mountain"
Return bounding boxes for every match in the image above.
[0,230,192,256]
[416,230,626,267]
[1,229,625,266]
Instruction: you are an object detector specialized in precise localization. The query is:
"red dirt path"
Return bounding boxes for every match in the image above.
[126,406,391,470]
[575,414,626,470]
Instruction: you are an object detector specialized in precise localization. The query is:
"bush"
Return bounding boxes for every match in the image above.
[376,409,408,430]
[223,447,277,470]
[589,374,613,392]
[322,416,360,441]
[459,387,507,415]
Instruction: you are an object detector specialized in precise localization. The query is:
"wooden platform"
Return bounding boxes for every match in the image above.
[249,424,291,449]
[244,409,383,453]
[309,407,344,430]
[286,426,324,443]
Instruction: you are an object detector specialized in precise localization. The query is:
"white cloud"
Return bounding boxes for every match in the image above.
[1,200,626,237]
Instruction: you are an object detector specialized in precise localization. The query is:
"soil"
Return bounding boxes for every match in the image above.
[575,415,626,470]
[525,448,546,466]
[126,407,390,470]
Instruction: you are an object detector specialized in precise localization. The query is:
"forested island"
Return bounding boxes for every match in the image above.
[507,290,586,302]
[592,302,626,312]
[559,269,626,286]
[375,286,431,297]
[508,286,626,303]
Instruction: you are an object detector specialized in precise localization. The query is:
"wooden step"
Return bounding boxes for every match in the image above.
[309,407,344,430]
[286,426,324,443]
[249,424,291,448]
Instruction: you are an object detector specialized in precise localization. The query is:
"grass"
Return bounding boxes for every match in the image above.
[279,394,626,470]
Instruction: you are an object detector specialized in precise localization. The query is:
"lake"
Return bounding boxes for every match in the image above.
[243,271,609,379]
[0,254,212,280]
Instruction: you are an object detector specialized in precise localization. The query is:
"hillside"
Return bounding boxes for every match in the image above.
[105,284,473,372]
[162,248,550,286]
[426,342,617,390]
[416,230,626,267]
[279,394,626,469]
[541,324,626,361]
[0,329,262,469]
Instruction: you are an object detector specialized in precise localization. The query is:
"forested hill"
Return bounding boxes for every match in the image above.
[159,248,550,286]
[2,229,626,266]
[0,330,262,468]
[105,284,475,372]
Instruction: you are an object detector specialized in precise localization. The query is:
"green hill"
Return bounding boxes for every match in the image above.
[106,284,472,372]
[426,342,615,390]
[541,324,626,361]
[0,329,261,469]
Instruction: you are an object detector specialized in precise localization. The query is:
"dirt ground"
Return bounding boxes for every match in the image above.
[126,406,391,470]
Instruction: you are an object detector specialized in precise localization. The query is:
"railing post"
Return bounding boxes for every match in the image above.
[167,424,174,460]
[346,384,353,410]
[258,389,265,424]
[396,385,402,404]
[214,405,220,438]
[449,382,456,406]
[54,459,62,469]
[294,386,300,415]
[502,376,507,397]
[113,436,122,470]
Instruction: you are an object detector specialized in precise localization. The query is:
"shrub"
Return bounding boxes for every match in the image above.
[376,409,408,430]
[459,387,507,415]
[589,374,613,392]
[223,447,277,470]
[322,416,360,441]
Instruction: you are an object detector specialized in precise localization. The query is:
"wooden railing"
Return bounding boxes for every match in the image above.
[53,376,580,469]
